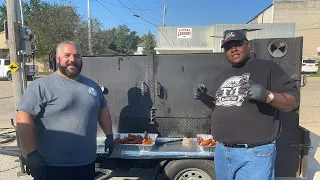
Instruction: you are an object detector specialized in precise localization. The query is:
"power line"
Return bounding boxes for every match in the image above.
[94,0,140,33]
[99,0,163,11]
[126,1,177,49]
[128,0,162,25]
[115,0,178,48]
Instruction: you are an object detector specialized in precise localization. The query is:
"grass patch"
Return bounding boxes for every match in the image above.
[38,72,53,75]
[307,68,320,77]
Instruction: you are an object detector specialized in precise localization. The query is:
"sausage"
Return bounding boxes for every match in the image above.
[114,137,122,144]
[209,141,216,147]
[128,138,140,144]
[142,138,153,145]
[200,138,212,146]
[128,135,136,141]
[122,137,130,143]
[137,135,143,144]
[198,137,204,144]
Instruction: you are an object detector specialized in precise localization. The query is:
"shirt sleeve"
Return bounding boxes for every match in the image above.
[97,85,107,109]
[16,81,44,116]
[269,61,300,107]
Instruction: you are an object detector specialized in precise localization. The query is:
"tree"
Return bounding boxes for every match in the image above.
[142,31,156,54]
[99,25,140,55]
[74,18,103,55]
[0,0,146,61]
[0,3,7,32]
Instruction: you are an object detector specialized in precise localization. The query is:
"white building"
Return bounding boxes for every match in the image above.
[155,23,295,54]
[134,41,146,55]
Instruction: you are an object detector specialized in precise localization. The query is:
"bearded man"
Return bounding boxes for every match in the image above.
[15,41,114,180]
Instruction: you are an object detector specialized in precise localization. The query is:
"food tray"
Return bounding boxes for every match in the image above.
[197,134,216,152]
[97,133,158,152]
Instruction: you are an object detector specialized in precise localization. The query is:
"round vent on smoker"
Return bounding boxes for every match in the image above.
[268,39,288,58]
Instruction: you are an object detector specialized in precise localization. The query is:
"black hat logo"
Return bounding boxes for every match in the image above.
[268,39,288,58]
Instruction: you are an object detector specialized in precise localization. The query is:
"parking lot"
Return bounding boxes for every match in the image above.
[0,77,319,180]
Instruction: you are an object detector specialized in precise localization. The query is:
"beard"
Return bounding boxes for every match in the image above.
[57,60,82,78]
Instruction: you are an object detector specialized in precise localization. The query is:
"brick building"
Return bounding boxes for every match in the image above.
[247,0,320,59]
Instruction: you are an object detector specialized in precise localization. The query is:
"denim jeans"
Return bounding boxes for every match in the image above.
[214,141,277,180]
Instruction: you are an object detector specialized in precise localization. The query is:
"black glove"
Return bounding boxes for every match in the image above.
[104,134,114,157]
[241,81,268,102]
[26,150,46,178]
[194,84,207,100]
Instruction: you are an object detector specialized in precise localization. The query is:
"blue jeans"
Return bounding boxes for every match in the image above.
[214,141,276,180]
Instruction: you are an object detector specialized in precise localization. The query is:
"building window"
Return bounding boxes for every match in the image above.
[5,60,10,65]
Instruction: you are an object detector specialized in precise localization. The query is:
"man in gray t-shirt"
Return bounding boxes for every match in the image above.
[16,41,114,180]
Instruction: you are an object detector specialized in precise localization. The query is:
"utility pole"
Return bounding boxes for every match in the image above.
[6,0,25,174]
[6,0,23,109]
[88,0,92,55]
[162,4,167,26]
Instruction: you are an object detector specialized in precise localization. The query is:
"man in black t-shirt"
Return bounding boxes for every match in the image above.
[194,30,299,180]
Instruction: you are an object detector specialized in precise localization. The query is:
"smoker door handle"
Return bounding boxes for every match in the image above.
[141,81,146,96]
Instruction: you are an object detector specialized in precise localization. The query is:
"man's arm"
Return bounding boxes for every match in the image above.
[98,106,113,135]
[268,92,298,112]
[16,111,37,155]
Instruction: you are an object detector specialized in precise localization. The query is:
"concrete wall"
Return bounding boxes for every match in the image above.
[273,0,320,58]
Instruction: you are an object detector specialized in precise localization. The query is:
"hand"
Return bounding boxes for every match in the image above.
[104,134,114,157]
[241,81,268,102]
[26,150,46,178]
[194,84,207,100]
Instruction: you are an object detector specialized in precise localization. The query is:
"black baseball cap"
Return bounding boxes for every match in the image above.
[221,30,248,48]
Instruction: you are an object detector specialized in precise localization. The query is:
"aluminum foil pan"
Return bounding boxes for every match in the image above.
[97,133,158,152]
[197,134,215,152]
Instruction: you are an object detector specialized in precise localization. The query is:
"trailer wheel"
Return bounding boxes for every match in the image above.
[161,159,215,180]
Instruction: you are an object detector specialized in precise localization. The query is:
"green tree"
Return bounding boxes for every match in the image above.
[23,0,81,62]
[142,31,156,54]
[0,0,145,59]
[0,3,7,32]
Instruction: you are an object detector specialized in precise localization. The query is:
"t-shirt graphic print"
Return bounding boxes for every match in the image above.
[215,73,250,107]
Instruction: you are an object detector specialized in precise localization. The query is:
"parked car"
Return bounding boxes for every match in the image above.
[301,59,318,74]
[0,58,38,81]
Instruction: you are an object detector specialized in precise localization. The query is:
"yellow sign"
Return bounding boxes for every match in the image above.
[8,62,19,72]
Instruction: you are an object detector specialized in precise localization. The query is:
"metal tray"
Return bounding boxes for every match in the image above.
[197,134,215,152]
[97,133,158,152]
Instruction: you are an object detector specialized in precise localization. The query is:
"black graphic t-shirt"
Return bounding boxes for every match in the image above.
[211,58,300,144]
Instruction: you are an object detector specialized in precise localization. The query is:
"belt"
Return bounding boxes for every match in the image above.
[219,141,275,148]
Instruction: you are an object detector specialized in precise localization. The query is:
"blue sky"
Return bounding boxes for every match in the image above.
[49,0,272,36]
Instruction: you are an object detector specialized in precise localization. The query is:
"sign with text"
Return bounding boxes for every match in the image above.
[177,28,192,39]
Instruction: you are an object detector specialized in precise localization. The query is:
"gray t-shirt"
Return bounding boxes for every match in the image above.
[16,72,107,166]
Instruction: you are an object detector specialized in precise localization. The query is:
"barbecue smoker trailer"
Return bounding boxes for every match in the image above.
[0,37,311,180]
